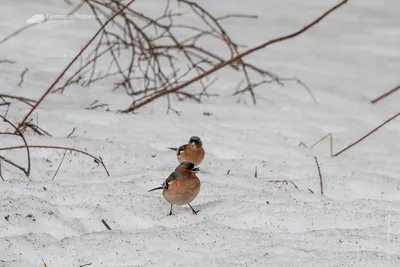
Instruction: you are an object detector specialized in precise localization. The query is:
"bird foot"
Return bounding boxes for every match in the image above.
[192,209,200,215]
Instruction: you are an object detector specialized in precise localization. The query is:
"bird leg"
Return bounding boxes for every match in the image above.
[167,204,173,216]
[188,203,200,215]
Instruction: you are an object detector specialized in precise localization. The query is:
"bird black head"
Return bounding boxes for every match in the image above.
[174,162,199,178]
[180,161,196,170]
[181,161,200,172]
[189,136,201,143]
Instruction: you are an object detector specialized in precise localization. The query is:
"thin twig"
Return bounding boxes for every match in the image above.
[0,94,36,107]
[0,145,110,176]
[311,133,333,157]
[333,112,400,157]
[16,0,137,131]
[17,68,29,87]
[314,156,323,195]
[67,127,77,138]
[311,112,400,157]
[101,219,112,230]
[370,85,400,104]
[0,115,31,176]
[51,150,68,180]
[80,263,92,267]
[216,14,258,20]
[0,160,5,181]
[268,179,299,189]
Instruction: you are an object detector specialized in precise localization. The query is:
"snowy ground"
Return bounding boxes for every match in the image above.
[0,0,399,266]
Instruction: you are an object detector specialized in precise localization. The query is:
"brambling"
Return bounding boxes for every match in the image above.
[168,136,205,166]
[148,161,201,216]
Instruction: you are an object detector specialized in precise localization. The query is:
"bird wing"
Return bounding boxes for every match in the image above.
[176,144,187,156]
[162,172,178,189]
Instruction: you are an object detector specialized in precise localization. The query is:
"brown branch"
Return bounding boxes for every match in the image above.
[0,145,110,177]
[314,156,323,195]
[0,115,31,176]
[370,84,400,104]
[120,0,348,113]
[311,112,400,157]
[268,179,299,189]
[311,133,333,157]
[16,0,137,131]
[333,112,399,157]
[0,94,36,107]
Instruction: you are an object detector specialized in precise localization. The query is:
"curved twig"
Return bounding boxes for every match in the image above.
[0,115,31,176]
[0,145,110,177]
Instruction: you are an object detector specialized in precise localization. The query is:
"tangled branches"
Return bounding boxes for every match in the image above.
[53,0,311,112]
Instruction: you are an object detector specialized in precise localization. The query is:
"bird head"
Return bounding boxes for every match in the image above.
[188,136,202,149]
[174,161,200,178]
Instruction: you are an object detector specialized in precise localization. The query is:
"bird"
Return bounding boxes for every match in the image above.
[167,136,205,166]
[148,161,201,216]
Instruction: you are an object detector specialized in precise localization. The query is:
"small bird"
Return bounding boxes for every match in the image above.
[168,136,205,166]
[148,161,201,216]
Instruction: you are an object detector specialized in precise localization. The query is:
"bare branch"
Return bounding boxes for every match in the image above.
[16,0,137,131]
[0,145,110,177]
[120,0,347,113]
[314,156,324,195]
[371,84,400,104]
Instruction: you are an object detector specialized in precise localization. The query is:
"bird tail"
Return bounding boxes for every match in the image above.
[167,147,177,151]
[148,186,164,192]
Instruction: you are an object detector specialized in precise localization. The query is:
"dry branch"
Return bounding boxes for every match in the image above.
[48,0,315,113]
[268,179,300,190]
[101,219,112,230]
[16,0,137,131]
[0,115,31,177]
[17,68,29,87]
[311,112,400,157]
[371,84,400,104]
[314,156,324,195]
[0,94,36,107]
[120,0,348,113]
[0,145,110,177]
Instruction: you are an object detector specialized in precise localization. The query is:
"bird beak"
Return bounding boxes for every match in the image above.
[192,167,200,172]
[191,141,196,147]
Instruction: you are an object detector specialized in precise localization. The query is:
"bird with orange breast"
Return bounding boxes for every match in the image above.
[148,161,201,216]
[168,136,205,166]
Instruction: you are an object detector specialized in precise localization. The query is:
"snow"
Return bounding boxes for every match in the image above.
[0,0,399,266]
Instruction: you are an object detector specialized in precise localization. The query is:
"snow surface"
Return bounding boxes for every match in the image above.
[0,0,399,266]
